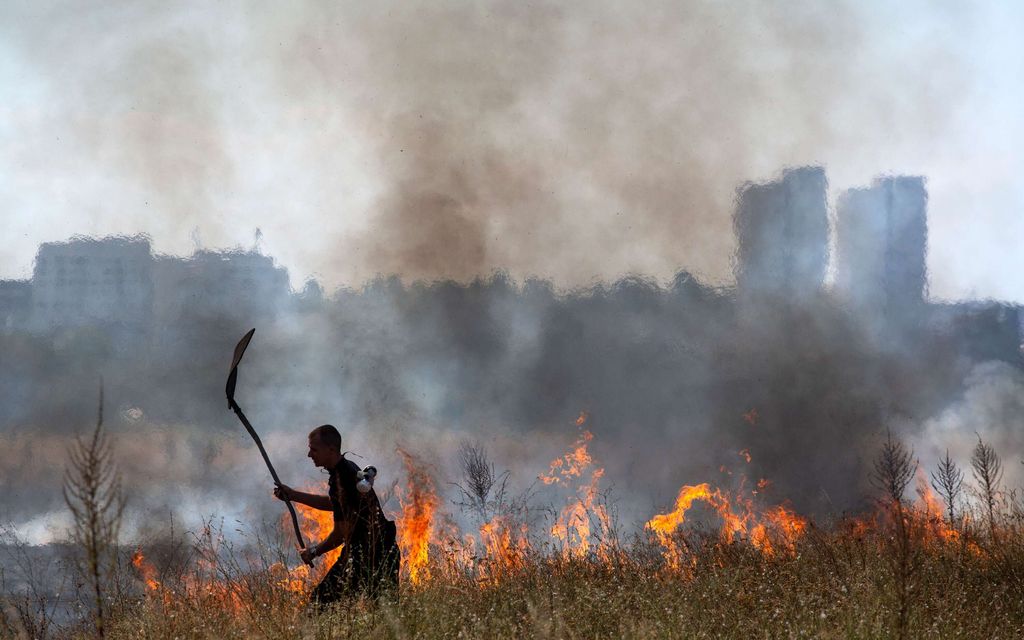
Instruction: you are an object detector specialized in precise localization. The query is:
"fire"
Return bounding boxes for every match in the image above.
[646,483,715,570]
[288,498,343,588]
[124,420,1002,609]
[396,447,439,586]
[266,482,352,595]
[718,499,751,544]
[427,513,532,585]
[915,469,945,520]
[478,515,530,580]
[550,467,611,559]
[131,548,161,592]
[913,468,962,547]
[542,414,613,559]
[130,532,250,612]
[750,505,807,557]
[433,518,477,579]
[646,475,808,567]
[540,428,594,485]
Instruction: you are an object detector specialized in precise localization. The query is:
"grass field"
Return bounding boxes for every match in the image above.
[4,504,1021,640]
[5,431,1024,639]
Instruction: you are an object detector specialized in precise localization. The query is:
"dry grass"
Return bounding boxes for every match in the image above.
[8,430,1024,639]
[25,514,1020,640]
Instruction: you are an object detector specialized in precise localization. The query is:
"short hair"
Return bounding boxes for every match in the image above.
[308,424,341,451]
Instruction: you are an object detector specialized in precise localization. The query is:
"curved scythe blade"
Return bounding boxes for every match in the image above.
[225,328,254,405]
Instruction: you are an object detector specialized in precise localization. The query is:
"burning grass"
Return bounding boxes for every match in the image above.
[10,425,1024,639]
[97,520,1024,639]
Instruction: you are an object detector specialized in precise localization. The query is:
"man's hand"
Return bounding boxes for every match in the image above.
[273,484,293,501]
[299,545,316,566]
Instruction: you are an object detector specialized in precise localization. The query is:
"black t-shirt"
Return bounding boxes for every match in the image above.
[327,456,390,555]
[328,456,361,523]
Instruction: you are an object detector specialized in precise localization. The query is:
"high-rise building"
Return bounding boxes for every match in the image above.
[150,249,290,352]
[836,176,927,314]
[733,166,829,302]
[29,237,155,332]
[21,235,291,340]
[152,249,290,321]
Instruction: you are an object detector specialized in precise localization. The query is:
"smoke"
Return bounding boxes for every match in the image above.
[1,1,1019,544]
[264,0,909,286]
[0,2,233,250]
[3,247,1020,542]
[911,361,1024,492]
[1,0,987,291]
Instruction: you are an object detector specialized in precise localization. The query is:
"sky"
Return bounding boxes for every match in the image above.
[1,0,1023,300]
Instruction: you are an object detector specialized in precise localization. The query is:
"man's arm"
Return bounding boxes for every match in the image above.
[273,484,333,511]
[300,516,354,565]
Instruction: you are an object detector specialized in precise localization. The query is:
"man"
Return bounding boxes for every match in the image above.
[273,424,400,606]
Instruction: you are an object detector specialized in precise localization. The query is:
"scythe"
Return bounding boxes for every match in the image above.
[225,328,311,566]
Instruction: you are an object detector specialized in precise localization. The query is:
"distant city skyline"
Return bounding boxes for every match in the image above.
[3,166,1018,348]
[2,175,1022,305]
[3,3,1023,302]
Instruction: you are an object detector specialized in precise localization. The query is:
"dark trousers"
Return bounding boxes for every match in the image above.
[310,544,400,608]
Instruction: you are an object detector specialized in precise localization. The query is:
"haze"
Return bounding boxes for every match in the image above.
[2,1,1023,300]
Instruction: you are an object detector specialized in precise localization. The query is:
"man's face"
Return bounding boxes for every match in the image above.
[307,434,332,468]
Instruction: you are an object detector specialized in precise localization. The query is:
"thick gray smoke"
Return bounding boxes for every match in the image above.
[2,171,1021,543]
[0,0,990,294]
[1,2,1020,545]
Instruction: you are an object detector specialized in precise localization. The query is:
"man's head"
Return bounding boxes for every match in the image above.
[307,424,342,469]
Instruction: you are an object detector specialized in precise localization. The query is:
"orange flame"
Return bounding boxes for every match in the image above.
[540,429,594,485]
[915,469,945,520]
[396,448,439,585]
[478,515,530,581]
[914,468,962,547]
[646,483,714,570]
[267,482,351,594]
[750,505,807,557]
[647,473,808,567]
[542,416,613,559]
[130,535,249,612]
[550,467,611,558]
[287,498,344,590]
[433,518,477,579]
[131,548,161,592]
